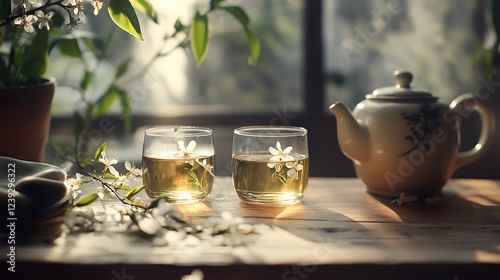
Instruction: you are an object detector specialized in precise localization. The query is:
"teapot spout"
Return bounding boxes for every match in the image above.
[329,102,370,162]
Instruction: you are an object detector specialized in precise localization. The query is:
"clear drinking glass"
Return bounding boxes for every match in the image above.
[142,126,215,204]
[232,126,309,205]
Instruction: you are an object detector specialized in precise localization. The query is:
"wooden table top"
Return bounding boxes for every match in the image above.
[4,177,500,279]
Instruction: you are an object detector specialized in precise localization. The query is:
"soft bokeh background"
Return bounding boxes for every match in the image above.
[47,0,500,179]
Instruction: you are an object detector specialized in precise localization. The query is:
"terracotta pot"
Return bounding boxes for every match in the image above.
[0,77,55,162]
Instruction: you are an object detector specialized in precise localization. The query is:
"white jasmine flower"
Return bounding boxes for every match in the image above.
[61,0,76,6]
[268,141,294,163]
[391,192,418,206]
[152,200,177,217]
[91,0,104,16]
[286,161,303,180]
[96,186,113,200]
[61,16,81,30]
[14,14,38,33]
[64,210,79,228]
[64,208,97,230]
[65,172,84,189]
[125,161,142,177]
[177,140,196,158]
[197,158,214,176]
[28,0,43,6]
[132,197,149,208]
[63,0,85,16]
[65,172,84,199]
[99,151,119,178]
[35,10,54,30]
[267,161,283,172]
[221,211,244,228]
[114,175,129,187]
[137,215,161,235]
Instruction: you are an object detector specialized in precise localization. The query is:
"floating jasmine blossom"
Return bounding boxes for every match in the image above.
[286,161,304,180]
[172,140,214,189]
[197,158,214,176]
[176,140,197,166]
[178,140,196,158]
[267,141,302,184]
[267,161,283,172]
[268,141,294,162]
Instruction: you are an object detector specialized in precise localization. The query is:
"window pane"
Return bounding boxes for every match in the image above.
[49,0,304,116]
[323,0,485,108]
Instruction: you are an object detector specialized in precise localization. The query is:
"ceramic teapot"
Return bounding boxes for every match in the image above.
[329,70,495,198]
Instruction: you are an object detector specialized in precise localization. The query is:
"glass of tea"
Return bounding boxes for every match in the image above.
[142,126,215,204]
[232,126,309,205]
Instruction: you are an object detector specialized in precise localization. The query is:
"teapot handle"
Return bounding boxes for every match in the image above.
[450,94,495,170]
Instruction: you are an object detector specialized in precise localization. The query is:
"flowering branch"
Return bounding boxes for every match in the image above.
[64,142,261,246]
[1,0,103,32]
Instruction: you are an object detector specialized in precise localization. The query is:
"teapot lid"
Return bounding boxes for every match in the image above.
[367,71,437,101]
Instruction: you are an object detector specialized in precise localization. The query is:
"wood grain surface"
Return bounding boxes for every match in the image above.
[4,177,500,279]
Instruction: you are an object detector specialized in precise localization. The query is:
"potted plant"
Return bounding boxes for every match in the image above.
[0,0,158,162]
[0,0,259,162]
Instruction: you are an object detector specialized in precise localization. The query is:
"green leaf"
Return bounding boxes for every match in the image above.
[80,70,94,91]
[184,167,201,187]
[0,61,7,88]
[73,111,85,148]
[0,1,11,21]
[94,142,107,161]
[51,38,81,58]
[221,6,249,26]
[126,185,145,199]
[244,27,260,65]
[83,36,104,59]
[22,28,49,78]
[79,157,95,171]
[130,0,158,23]
[174,19,185,33]
[116,87,132,132]
[210,0,227,9]
[191,12,209,67]
[108,0,144,41]
[103,173,117,179]
[272,172,288,185]
[115,58,132,79]
[117,185,131,191]
[222,6,260,65]
[51,140,76,159]
[493,1,500,49]
[95,87,119,116]
[76,193,99,207]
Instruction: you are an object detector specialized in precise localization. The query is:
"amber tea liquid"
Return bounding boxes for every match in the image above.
[232,154,309,205]
[142,155,214,203]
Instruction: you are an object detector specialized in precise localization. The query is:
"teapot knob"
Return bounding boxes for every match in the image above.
[395,71,412,89]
